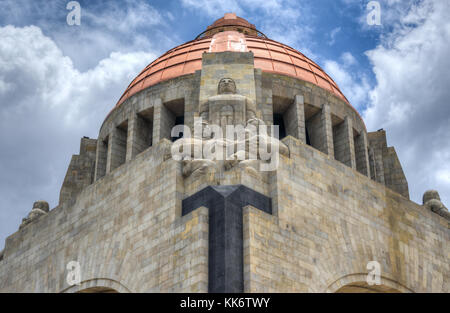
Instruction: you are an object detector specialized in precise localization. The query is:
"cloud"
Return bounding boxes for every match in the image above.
[0,25,155,249]
[0,0,176,71]
[329,27,341,46]
[180,0,241,17]
[306,0,450,207]
[342,0,434,36]
[324,52,371,110]
[363,0,450,205]
[84,0,164,32]
[179,0,316,58]
[341,52,357,66]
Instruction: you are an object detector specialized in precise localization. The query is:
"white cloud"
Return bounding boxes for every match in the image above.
[84,0,165,33]
[363,0,450,205]
[0,25,155,249]
[313,1,450,207]
[329,27,341,46]
[324,53,371,110]
[179,0,316,57]
[0,0,175,72]
[341,52,357,66]
[180,0,241,17]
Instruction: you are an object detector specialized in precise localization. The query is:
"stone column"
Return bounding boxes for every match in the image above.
[126,113,153,161]
[126,114,137,162]
[333,116,356,169]
[307,103,334,157]
[347,117,357,169]
[153,98,175,144]
[94,135,108,181]
[355,131,371,177]
[105,132,113,174]
[284,95,306,143]
[107,126,127,173]
[295,95,306,143]
[368,131,387,185]
[322,104,334,158]
[152,98,163,145]
[262,87,273,125]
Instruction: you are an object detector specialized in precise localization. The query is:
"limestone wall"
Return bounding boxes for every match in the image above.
[243,137,449,292]
[0,141,208,292]
[59,137,97,206]
[0,137,447,292]
[368,130,409,198]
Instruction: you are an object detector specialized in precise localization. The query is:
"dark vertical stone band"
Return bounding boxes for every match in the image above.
[182,185,272,293]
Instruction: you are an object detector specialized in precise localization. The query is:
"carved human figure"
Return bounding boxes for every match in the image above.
[182,159,219,179]
[200,78,257,127]
[246,117,289,157]
[423,190,449,219]
[218,78,236,94]
[219,105,233,130]
[19,200,50,229]
[180,78,289,178]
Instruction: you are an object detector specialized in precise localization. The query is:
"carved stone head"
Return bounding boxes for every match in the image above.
[423,190,441,204]
[218,78,236,95]
[33,200,50,213]
[423,190,449,218]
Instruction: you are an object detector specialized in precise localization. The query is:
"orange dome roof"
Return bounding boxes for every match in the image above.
[207,13,256,32]
[115,14,349,108]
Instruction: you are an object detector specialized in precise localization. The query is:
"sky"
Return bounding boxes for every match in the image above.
[0,0,449,250]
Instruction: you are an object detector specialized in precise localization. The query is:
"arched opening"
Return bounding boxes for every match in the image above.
[77,287,119,293]
[61,278,131,293]
[326,274,413,293]
[336,281,401,293]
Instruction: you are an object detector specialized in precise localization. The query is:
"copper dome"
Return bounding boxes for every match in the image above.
[115,14,350,108]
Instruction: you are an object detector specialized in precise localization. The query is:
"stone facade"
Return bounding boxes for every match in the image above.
[1,141,208,292]
[59,137,97,206]
[244,137,448,292]
[368,130,409,198]
[0,25,448,293]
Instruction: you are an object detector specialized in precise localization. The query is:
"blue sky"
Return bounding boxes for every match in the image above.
[0,0,383,86]
[0,0,449,250]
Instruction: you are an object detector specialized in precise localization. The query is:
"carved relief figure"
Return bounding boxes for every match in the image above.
[179,78,289,178]
[218,78,237,94]
[200,78,257,127]
[20,201,50,229]
[423,190,449,219]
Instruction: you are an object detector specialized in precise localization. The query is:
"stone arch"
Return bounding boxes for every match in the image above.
[326,273,413,293]
[60,278,132,293]
[77,287,118,293]
[309,237,418,293]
